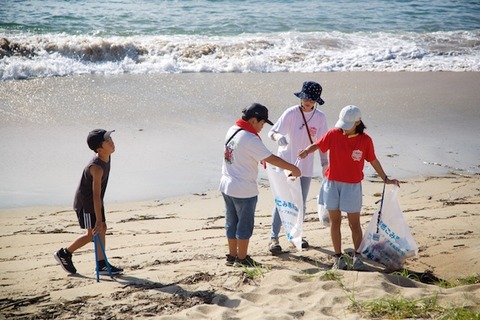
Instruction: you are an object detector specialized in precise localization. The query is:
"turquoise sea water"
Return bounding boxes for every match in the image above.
[3,0,479,35]
[1,0,480,79]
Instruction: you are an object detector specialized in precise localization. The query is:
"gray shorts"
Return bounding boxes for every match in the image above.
[318,179,362,213]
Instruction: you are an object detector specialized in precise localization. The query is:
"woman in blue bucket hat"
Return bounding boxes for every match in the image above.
[268,81,329,254]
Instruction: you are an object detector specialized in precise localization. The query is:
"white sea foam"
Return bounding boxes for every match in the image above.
[1,30,479,80]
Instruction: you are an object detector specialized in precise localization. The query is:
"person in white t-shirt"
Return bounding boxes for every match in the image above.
[268,81,329,253]
[219,103,301,268]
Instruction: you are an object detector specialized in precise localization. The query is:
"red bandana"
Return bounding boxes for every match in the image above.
[235,119,261,140]
[235,118,266,168]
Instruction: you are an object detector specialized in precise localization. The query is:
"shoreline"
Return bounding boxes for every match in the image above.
[0,170,476,212]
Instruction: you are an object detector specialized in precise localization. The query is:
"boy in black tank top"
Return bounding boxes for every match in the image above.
[54,129,123,275]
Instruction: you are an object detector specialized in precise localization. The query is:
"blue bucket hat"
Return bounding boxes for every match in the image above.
[294,81,325,105]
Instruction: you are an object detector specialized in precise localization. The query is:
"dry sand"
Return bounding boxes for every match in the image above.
[1,174,479,319]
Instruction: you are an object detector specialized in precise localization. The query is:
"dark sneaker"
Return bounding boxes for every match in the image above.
[301,238,309,249]
[234,255,261,268]
[225,254,236,266]
[98,264,123,275]
[268,238,282,254]
[54,248,77,274]
[352,254,364,270]
[332,255,347,270]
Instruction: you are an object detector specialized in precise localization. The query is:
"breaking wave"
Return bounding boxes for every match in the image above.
[1,30,479,80]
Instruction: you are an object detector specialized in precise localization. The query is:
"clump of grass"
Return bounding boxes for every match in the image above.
[349,292,480,319]
[390,269,479,288]
[457,274,480,286]
[435,279,454,288]
[343,271,480,318]
[292,260,332,281]
[435,274,480,288]
[391,268,421,281]
[240,263,270,280]
[438,306,480,320]
[320,269,342,282]
[350,293,438,318]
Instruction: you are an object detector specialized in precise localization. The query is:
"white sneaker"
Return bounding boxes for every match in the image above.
[269,238,282,253]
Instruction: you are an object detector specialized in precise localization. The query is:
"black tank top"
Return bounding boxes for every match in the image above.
[73,156,111,212]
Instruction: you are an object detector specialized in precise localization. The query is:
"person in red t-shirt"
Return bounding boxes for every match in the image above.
[298,105,400,270]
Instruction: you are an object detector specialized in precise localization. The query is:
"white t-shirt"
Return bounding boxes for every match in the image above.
[219,126,272,198]
[268,105,328,177]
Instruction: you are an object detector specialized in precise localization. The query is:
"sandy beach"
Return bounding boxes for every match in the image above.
[0,174,479,319]
[2,0,480,316]
[1,72,480,318]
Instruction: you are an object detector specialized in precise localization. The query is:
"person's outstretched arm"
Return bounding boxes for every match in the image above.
[297,143,319,159]
[263,154,301,177]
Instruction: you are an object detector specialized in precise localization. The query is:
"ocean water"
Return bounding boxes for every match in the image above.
[1,1,480,209]
[1,0,480,80]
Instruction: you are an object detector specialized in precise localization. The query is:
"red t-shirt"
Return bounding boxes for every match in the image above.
[317,128,376,183]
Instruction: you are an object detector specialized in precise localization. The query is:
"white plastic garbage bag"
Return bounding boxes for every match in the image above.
[359,185,418,270]
[266,164,304,251]
[317,195,330,228]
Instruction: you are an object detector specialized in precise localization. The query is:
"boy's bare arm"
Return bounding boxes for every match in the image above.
[90,164,105,234]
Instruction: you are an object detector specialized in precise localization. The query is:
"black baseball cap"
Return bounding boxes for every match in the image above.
[87,129,115,151]
[242,103,273,125]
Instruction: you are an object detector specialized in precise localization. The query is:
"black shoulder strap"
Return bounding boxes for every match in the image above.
[225,128,243,146]
[299,106,314,144]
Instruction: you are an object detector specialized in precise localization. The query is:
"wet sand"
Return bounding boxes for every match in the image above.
[1,72,479,208]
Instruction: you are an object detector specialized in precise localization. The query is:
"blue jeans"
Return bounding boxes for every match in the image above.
[270,176,311,239]
[222,193,258,240]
